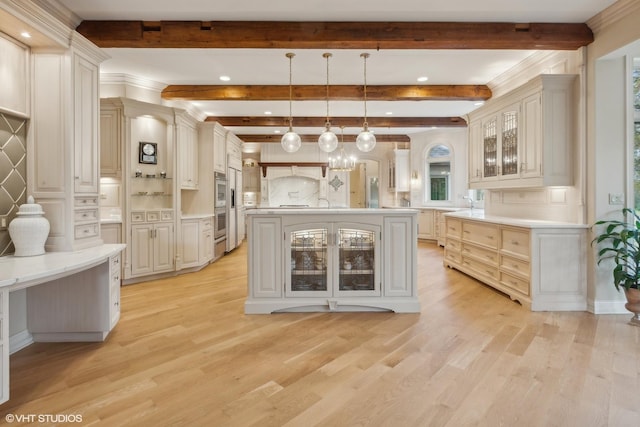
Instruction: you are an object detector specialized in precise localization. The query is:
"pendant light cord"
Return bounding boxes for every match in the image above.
[286,52,295,130]
[361,53,370,129]
[323,52,332,127]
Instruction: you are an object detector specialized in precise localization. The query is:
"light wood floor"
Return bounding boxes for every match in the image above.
[1,241,639,426]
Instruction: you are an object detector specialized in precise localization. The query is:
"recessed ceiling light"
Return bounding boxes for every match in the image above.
[417,76,428,82]
[274,130,281,134]
[219,75,231,82]
[264,111,272,115]
[385,111,393,115]
[20,31,31,38]
[474,101,485,106]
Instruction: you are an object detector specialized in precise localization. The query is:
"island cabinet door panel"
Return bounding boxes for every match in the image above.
[250,217,282,298]
[383,217,415,297]
[286,224,331,297]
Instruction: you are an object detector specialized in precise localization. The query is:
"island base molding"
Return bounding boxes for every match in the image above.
[245,298,421,314]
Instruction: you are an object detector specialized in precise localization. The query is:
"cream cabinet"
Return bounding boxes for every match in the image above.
[180,217,214,270]
[199,217,214,265]
[100,107,122,177]
[245,209,419,313]
[467,74,576,189]
[131,221,175,277]
[31,37,108,251]
[418,209,436,240]
[177,114,199,190]
[181,219,200,268]
[214,124,227,173]
[284,222,381,298]
[443,212,587,311]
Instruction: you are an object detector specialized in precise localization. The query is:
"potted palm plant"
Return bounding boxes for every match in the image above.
[593,207,640,326]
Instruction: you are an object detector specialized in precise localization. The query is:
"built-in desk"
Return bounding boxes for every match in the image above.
[0,243,125,404]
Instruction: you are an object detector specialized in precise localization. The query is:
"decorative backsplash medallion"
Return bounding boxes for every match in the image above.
[0,112,27,256]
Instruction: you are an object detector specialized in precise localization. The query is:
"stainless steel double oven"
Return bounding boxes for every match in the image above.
[214,172,227,259]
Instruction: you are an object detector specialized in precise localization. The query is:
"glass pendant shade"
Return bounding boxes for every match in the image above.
[281,130,302,153]
[356,125,376,152]
[329,127,356,171]
[357,52,376,153]
[318,52,338,153]
[318,124,339,152]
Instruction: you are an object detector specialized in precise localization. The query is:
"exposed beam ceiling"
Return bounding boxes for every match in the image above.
[238,134,411,143]
[207,116,466,128]
[76,21,594,50]
[162,84,491,101]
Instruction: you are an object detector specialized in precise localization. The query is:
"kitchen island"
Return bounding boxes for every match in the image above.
[245,208,419,313]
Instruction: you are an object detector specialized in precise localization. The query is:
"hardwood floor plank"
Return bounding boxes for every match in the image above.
[1,241,639,426]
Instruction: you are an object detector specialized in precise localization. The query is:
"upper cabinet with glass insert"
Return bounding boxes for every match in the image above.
[467,74,577,189]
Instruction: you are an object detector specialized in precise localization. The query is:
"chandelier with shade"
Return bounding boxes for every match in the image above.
[329,127,356,171]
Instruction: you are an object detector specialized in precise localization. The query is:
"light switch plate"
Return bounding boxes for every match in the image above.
[0,216,7,229]
[609,193,624,205]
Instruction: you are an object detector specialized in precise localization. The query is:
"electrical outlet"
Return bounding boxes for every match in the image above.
[0,216,6,229]
[609,193,624,205]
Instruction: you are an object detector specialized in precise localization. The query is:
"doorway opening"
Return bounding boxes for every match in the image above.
[349,160,380,208]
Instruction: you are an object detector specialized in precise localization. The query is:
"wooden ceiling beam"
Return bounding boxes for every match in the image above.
[238,134,411,143]
[76,21,593,50]
[162,84,491,101]
[206,116,467,128]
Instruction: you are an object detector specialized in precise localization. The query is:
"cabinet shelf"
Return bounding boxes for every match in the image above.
[340,269,373,275]
[132,176,172,180]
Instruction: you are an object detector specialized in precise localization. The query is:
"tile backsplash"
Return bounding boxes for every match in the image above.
[0,112,27,256]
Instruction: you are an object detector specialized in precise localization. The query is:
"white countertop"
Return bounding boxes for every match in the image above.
[246,207,418,215]
[0,244,126,291]
[181,213,214,220]
[445,210,588,229]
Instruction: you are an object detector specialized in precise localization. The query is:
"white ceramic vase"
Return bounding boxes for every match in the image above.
[8,195,50,257]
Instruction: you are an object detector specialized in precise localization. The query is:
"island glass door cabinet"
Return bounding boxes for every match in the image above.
[285,223,381,297]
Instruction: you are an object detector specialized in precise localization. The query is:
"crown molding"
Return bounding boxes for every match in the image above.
[100,73,167,93]
[587,0,640,34]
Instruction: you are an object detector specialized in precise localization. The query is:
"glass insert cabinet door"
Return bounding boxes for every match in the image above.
[337,227,380,296]
[285,223,380,297]
[286,227,330,296]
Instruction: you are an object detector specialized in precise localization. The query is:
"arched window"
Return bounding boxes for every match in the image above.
[424,144,452,202]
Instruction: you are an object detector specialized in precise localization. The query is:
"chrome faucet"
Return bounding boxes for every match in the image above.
[463,195,475,210]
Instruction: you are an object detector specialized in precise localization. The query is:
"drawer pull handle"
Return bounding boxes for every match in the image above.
[487,235,494,239]
[463,230,470,234]
[511,240,519,245]
[512,264,519,269]
[486,270,494,275]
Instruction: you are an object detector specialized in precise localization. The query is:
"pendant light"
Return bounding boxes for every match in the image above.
[356,53,376,152]
[329,127,356,171]
[318,52,339,153]
[281,52,301,153]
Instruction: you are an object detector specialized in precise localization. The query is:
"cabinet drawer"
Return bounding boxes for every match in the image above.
[462,221,499,249]
[131,211,145,222]
[161,210,174,221]
[500,271,530,295]
[75,223,98,239]
[461,256,499,280]
[75,196,98,207]
[444,249,461,265]
[462,243,498,265]
[200,218,213,230]
[445,218,462,239]
[500,255,530,279]
[446,238,461,253]
[146,211,160,222]
[74,208,98,223]
[501,228,530,257]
